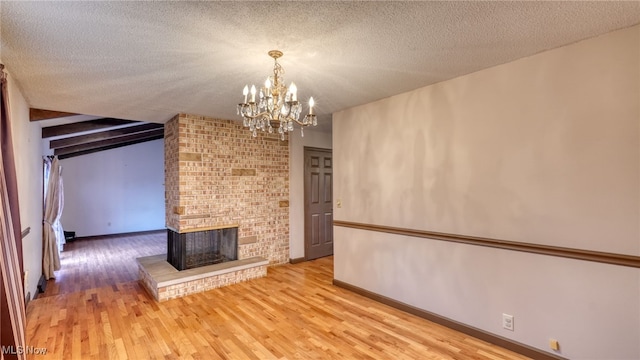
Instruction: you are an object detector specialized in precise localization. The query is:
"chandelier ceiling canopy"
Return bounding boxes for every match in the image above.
[237,50,317,140]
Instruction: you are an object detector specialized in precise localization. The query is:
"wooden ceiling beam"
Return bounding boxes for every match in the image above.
[30,108,81,121]
[55,129,165,159]
[42,118,139,138]
[49,123,164,149]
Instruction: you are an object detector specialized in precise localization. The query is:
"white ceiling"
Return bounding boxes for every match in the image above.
[2,1,639,132]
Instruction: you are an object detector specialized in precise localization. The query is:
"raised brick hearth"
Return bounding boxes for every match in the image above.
[137,255,268,301]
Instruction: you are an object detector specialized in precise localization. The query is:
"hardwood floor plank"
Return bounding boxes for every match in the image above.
[26,233,532,359]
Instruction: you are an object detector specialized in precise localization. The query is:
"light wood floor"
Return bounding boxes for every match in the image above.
[27,233,531,360]
[39,231,166,297]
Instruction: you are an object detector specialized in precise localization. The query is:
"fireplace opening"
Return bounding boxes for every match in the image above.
[167,227,238,271]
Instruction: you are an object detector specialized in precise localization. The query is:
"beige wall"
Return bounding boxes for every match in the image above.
[333,25,639,359]
[289,127,332,260]
[5,64,44,300]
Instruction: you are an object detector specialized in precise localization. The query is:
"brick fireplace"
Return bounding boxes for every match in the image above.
[164,113,289,264]
[138,113,290,301]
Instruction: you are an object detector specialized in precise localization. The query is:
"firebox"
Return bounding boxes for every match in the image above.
[167,227,238,271]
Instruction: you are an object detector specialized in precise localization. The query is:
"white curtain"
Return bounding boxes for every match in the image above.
[43,156,63,279]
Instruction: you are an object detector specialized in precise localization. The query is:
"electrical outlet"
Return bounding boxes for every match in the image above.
[502,313,514,331]
[549,339,560,351]
[24,270,29,289]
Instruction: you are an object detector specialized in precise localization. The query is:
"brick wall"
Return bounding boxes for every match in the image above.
[164,114,180,230]
[164,114,290,265]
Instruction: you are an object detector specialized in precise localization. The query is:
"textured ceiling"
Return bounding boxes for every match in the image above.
[1,1,639,131]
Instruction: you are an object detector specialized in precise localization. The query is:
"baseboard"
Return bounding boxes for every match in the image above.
[332,279,567,360]
[289,257,305,264]
[73,229,166,241]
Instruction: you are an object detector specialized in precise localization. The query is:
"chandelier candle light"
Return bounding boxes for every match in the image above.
[237,50,317,140]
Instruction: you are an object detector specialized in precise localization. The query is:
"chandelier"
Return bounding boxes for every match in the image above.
[237,50,317,140]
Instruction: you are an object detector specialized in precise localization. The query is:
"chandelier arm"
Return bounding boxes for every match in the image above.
[240,110,272,120]
[290,119,307,126]
[289,118,315,127]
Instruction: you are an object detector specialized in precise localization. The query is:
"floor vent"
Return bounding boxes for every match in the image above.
[37,274,47,294]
